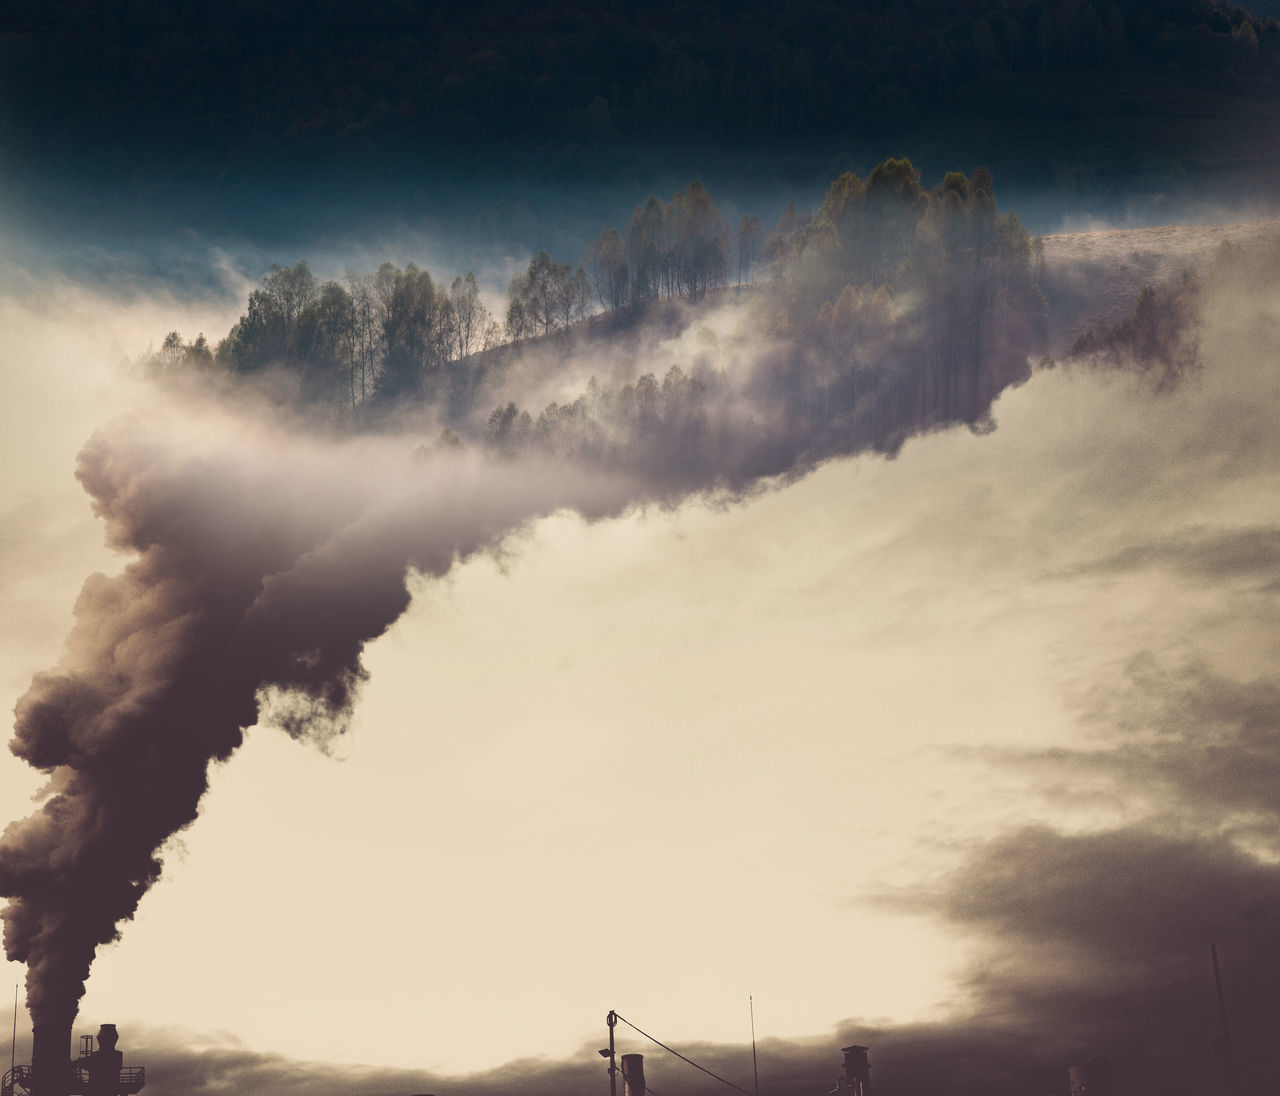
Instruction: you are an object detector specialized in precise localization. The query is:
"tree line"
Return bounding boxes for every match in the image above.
[480,158,1047,477]
[155,177,752,408]
[157,262,501,410]
[789,158,1046,429]
[155,158,1048,458]
[501,179,741,344]
[582,180,741,314]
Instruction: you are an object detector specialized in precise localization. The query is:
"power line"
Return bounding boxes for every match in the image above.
[612,1013,755,1096]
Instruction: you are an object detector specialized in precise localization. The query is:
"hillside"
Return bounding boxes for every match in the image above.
[1040,217,1280,350]
[6,0,1280,251]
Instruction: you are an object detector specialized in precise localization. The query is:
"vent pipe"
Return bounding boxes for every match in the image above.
[621,1054,646,1096]
[831,1045,870,1096]
[87,1024,123,1096]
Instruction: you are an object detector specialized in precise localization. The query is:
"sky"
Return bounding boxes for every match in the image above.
[3,227,1280,1096]
[5,4,1280,1096]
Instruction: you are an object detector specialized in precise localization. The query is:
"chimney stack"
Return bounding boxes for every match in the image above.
[30,1021,73,1096]
[622,1054,646,1096]
[832,1045,870,1096]
[17,1019,146,1096]
[87,1024,123,1096]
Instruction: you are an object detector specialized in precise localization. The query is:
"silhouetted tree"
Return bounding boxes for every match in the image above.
[377,262,449,398]
[216,261,319,373]
[506,273,533,341]
[626,195,666,304]
[586,227,629,312]
[505,251,583,336]
[155,331,214,373]
[669,181,727,298]
[347,269,384,405]
[310,280,355,408]
[737,214,763,284]
[449,272,490,359]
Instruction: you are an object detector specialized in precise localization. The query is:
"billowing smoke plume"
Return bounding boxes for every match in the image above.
[0,401,640,1023]
[0,220,1241,1031]
[0,281,965,1022]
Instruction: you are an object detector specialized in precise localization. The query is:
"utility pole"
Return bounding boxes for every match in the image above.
[608,1010,618,1096]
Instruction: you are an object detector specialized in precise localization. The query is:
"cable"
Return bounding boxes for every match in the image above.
[613,1013,755,1096]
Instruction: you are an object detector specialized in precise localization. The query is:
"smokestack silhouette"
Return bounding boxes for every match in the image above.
[621,1054,645,1096]
[15,1019,143,1096]
[830,1046,869,1096]
[30,1021,72,1096]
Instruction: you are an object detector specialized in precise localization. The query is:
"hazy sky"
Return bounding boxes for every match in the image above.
[3,224,1280,1096]
[9,1,1280,1092]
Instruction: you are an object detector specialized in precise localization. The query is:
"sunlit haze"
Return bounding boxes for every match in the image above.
[6,4,1280,1095]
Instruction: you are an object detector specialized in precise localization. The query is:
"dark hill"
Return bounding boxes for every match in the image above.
[5,0,1280,252]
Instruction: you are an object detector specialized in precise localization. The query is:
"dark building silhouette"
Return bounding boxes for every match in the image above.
[829,1045,871,1096]
[2,1024,144,1096]
[622,1053,646,1096]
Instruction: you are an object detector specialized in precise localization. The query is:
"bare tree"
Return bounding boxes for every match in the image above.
[450,272,490,359]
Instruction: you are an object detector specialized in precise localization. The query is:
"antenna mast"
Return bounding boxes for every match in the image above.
[750,996,759,1096]
[1210,942,1238,1096]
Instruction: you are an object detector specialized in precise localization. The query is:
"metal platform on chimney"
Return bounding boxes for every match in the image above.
[0,1065,145,1096]
[70,1065,146,1096]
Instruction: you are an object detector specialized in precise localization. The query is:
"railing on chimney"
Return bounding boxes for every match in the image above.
[69,1066,145,1095]
[0,1063,145,1096]
[1,1065,30,1096]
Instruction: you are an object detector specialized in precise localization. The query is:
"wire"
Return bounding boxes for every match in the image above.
[612,1013,756,1096]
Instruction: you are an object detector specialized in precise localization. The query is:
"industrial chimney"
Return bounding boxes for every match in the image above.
[4,1022,145,1096]
[828,1046,870,1096]
[30,1020,74,1096]
[72,1024,145,1096]
[621,1054,646,1096]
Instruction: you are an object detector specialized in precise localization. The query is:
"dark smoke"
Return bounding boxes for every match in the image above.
[874,823,1280,1096]
[0,225,1264,1053]
[0,266,1036,1024]
[0,405,639,1022]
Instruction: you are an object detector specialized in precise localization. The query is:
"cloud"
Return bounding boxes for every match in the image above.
[0,398,644,1021]
[835,235,1280,1096]
[112,1025,799,1096]
[1068,525,1280,588]
[988,656,1280,837]
[882,823,1280,1095]
[8,215,1280,1093]
[0,226,1046,1027]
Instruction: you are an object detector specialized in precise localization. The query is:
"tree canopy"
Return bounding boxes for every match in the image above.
[151,159,1047,455]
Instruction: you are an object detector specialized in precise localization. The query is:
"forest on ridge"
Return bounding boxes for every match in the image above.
[154,159,1048,477]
